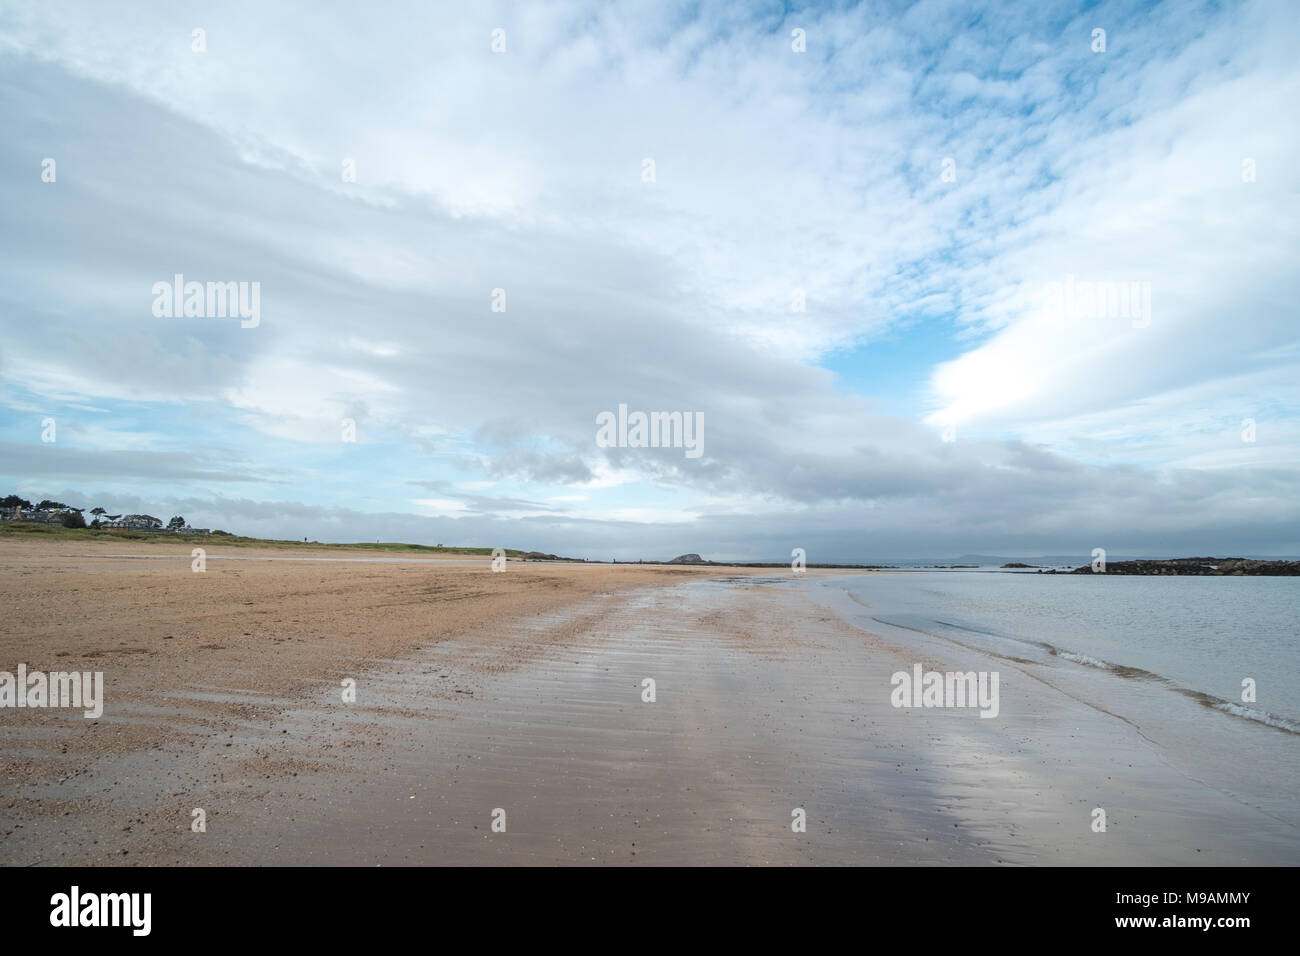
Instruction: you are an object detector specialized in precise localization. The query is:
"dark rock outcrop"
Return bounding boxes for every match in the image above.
[1071,557,1300,575]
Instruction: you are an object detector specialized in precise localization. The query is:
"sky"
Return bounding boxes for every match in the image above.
[0,0,1297,561]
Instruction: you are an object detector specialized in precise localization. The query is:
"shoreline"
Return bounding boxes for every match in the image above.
[8,524,1296,574]
[1,538,1296,865]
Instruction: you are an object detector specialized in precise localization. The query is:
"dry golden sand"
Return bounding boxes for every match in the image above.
[0,540,760,861]
[0,538,734,782]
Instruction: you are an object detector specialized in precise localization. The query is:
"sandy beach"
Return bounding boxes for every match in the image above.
[1,538,1295,866]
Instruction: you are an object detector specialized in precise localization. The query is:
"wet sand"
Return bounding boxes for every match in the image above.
[1,539,1294,865]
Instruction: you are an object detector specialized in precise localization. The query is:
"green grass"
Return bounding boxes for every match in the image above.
[0,521,525,556]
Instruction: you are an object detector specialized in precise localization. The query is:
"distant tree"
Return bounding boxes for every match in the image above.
[61,511,86,529]
[167,515,186,531]
[2,495,33,509]
[90,507,107,518]
[37,499,68,511]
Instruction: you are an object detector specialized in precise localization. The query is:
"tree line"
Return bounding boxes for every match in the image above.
[1,495,188,531]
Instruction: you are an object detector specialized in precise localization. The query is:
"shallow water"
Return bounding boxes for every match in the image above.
[822,572,1300,727]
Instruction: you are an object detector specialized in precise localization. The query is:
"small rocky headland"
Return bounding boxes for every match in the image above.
[1065,557,1300,575]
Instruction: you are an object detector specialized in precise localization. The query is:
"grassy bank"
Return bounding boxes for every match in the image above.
[0,521,527,556]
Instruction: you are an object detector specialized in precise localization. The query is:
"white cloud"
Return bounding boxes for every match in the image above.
[1,0,1297,555]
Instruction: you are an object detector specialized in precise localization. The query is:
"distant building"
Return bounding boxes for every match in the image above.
[1,504,208,534]
[1,506,78,524]
[103,514,164,531]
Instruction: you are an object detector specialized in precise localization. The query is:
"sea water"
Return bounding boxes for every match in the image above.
[823,571,1300,728]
